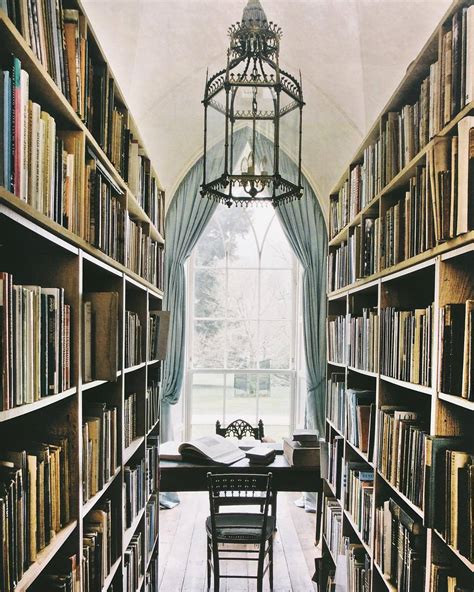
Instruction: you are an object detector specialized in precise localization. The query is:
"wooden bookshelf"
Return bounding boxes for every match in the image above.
[0,0,165,589]
[321,2,474,591]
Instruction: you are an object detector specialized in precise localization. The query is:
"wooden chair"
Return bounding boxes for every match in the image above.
[206,472,274,592]
[215,418,264,441]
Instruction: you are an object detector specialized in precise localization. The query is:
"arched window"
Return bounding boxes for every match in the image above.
[185,204,301,440]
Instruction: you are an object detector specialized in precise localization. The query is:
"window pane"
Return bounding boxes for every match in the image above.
[227,320,258,369]
[225,373,258,425]
[258,374,291,439]
[191,373,225,431]
[227,269,258,319]
[259,320,291,369]
[260,270,292,320]
[261,216,293,268]
[193,321,225,368]
[195,219,226,267]
[194,269,226,318]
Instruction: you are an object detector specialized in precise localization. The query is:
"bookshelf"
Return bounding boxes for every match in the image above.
[0,1,164,590]
[321,1,474,591]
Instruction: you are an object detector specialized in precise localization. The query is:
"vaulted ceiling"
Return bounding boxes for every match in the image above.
[82,0,452,214]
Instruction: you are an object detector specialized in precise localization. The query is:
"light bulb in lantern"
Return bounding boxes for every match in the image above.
[260,155,268,176]
[248,151,254,174]
[241,156,249,174]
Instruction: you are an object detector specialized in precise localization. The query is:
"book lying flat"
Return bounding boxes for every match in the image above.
[159,435,245,465]
[246,446,276,466]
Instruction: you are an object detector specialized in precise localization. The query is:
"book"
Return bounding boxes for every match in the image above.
[283,437,320,467]
[160,435,245,466]
[246,446,276,466]
[83,292,118,381]
[456,116,474,235]
[462,300,474,400]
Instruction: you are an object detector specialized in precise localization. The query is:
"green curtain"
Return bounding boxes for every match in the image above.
[254,132,327,436]
[160,127,250,442]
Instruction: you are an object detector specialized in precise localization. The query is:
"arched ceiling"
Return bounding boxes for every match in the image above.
[82,0,452,213]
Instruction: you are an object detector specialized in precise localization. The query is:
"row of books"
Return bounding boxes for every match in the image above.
[145,552,159,592]
[124,392,137,449]
[0,273,71,411]
[124,457,145,528]
[327,314,346,365]
[329,114,473,279]
[124,533,143,592]
[146,379,160,433]
[3,1,166,215]
[423,435,473,562]
[125,310,143,368]
[326,434,343,499]
[440,301,474,400]
[346,389,375,459]
[326,373,345,434]
[0,436,70,591]
[83,292,119,383]
[329,4,474,241]
[323,496,343,560]
[28,553,80,592]
[377,407,427,509]
[126,219,163,288]
[82,401,118,503]
[347,309,379,373]
[345,540,371,592]
[430,562,473,591]
[374,498,425,590]
[83,498,115,592]
[380,304,433,386]
[148,310,169,361]
[146,493,159,558]
[146,436,159,498]
[345,463,373,546]
[0,57,85,233]
[128,147,166,233]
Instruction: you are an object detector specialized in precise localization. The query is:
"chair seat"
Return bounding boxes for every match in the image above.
[206,513,276,543]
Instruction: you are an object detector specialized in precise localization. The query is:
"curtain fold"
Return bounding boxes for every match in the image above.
[254,132,327,437]
[160,127,251,443]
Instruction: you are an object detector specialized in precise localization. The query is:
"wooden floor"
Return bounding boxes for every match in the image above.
[158,492,318,592]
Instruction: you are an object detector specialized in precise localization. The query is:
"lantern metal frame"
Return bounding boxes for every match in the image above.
[200,0,305,207]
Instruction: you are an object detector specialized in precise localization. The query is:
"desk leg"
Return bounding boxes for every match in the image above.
[315,491,322,545]
[272,490,278,531]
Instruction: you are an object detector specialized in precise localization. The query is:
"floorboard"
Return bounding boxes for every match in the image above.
[159,492,317,592]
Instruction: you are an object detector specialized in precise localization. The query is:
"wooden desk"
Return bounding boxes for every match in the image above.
[160,455,323,541]
[160,455,320,493]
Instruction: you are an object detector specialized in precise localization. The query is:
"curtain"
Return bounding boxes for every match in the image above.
[254,132,327,437]
[160,127,251,443]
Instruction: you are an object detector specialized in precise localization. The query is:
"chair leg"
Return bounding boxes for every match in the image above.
[269,537,274,591]
[257,544,265,592]
[207,537,211,590]
[212,544,220,592]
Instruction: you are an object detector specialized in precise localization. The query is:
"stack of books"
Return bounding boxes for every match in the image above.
[283,429,320,467]
[246,446,276,466]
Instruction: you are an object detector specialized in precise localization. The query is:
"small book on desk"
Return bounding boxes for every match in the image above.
[246,446,276,466]
[159,435,245,465]
[283,437,320,467]
[292,429,319,447]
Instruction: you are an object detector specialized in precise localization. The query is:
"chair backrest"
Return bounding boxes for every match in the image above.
[207,472,273,541]
[215,419,264,440]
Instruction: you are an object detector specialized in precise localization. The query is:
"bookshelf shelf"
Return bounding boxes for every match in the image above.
[0,387,77,423]
[124,436,146,463]
[123,507,146,552]
[345,439,374,468]
[379,374,433,396]
[433,530,474,573]
[376,471,424,519]
[343,509,373,558]
[15,521,78,592]
[0,0,164,588]
[347,366,378,379]
[373,559,397,592]
[323,4,474,591]
[322,533,337,566]
[438,392,474,411]
[101,556,122,592]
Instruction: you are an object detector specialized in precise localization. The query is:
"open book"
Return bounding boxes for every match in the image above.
[160,435,246,465]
